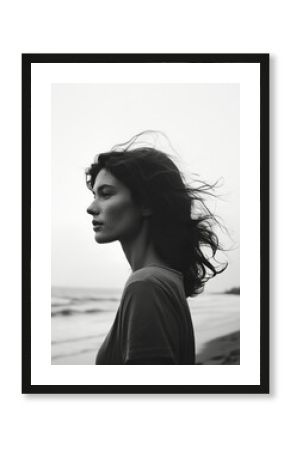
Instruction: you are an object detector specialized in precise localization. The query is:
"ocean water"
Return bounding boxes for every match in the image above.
[51,286,240,365]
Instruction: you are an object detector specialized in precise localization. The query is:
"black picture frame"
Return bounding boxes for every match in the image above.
[22,53,269,394]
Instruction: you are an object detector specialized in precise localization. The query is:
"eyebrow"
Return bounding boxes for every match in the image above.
[92,183,115,195]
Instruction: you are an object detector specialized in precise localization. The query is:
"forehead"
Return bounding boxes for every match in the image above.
[92,168,126,191]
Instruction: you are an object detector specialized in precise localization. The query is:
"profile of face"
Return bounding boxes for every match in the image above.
[87,169,145,244]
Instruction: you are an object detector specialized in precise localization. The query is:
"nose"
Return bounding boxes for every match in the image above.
[87,198,100,216]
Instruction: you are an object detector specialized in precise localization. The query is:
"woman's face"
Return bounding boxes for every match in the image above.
[87,168,144,244]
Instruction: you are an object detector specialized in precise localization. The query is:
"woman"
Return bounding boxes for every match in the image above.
[86,132,225,365]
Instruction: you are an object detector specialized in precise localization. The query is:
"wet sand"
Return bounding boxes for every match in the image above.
[196,331,240,365]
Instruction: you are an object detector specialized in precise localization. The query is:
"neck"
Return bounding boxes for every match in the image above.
[120,220,166,272]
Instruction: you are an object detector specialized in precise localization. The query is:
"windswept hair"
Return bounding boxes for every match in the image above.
[85,132,227,297]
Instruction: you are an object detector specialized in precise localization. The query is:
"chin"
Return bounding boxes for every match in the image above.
[94,233,115,244]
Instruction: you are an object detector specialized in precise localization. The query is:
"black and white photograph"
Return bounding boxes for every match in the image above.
[22,54,269,393]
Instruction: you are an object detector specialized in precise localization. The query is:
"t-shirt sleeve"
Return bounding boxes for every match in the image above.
[119,280,179,364]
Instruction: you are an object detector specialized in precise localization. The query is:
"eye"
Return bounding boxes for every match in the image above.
[100,190,112,199]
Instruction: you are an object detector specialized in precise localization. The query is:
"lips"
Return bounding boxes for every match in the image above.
[92,220,103,231]
[92,220,103,226]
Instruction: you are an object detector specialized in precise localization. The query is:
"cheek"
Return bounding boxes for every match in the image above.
[108,199,141,229]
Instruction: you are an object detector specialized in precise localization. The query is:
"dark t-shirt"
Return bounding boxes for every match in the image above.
[96,266,195,365]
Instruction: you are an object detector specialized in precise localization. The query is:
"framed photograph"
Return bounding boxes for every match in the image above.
[22,53,269,394]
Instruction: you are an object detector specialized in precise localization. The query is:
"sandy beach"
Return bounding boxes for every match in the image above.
[196,331,240,364]
[188,294,240,365]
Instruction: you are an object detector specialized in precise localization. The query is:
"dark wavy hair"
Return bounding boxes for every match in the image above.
[85,133,227,297]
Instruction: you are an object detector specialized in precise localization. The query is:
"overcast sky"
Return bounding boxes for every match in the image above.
[51,83,239,292]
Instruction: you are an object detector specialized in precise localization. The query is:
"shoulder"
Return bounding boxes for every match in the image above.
[123,268,167,302]
[126,266,162,285]
[121,274,167,315]
[125,265,182,288]
[123,278,163,304]
[121,266,182,312]
[124,266,184,302]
